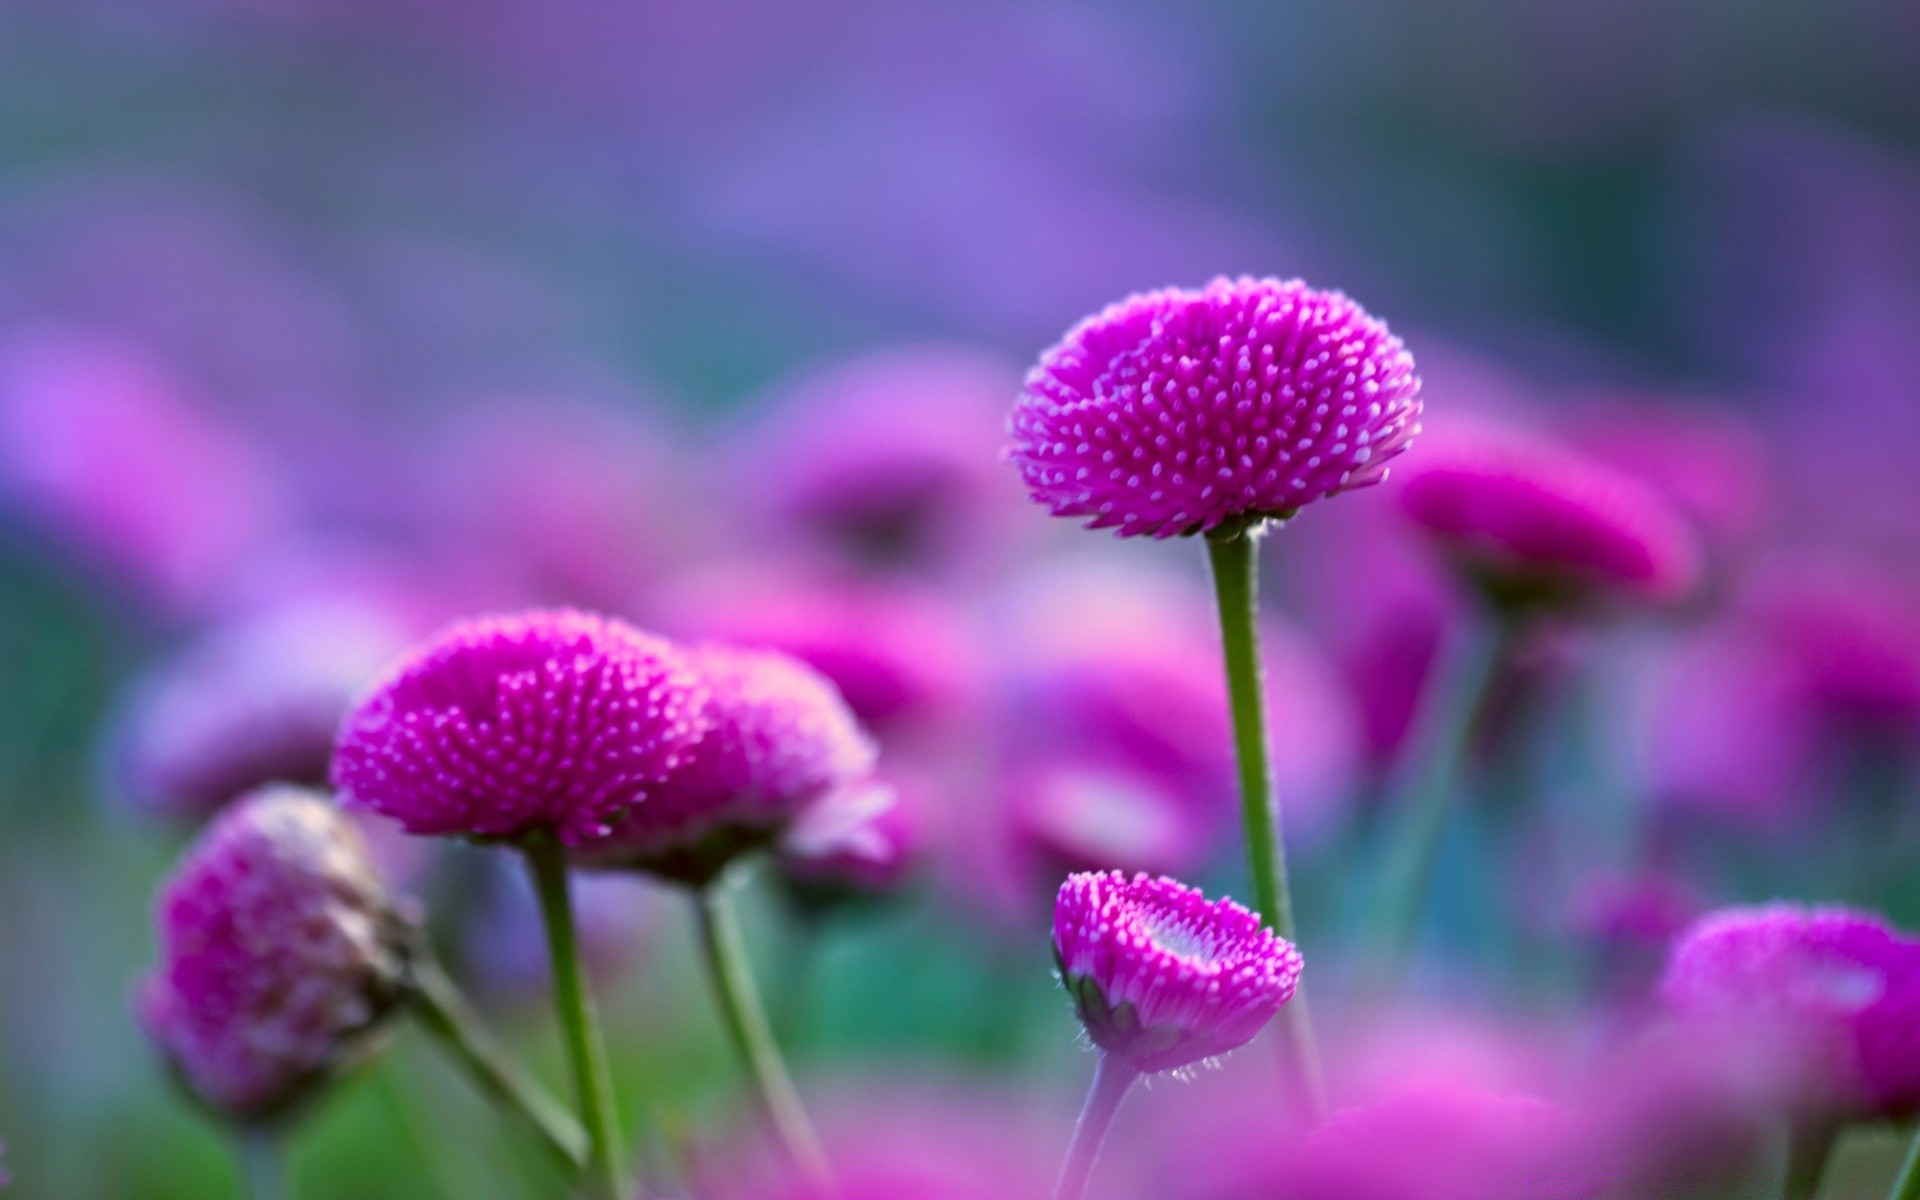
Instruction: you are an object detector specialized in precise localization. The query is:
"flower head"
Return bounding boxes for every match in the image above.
[1053,871,1301,1074]
[1661,904,1920,1118]
[578,645,876,884]
[777,776,923,907]
[139,786,411,1120]
[1009,276,1420,538]
[734,345,1029,575]
[331,609,710,845]
[108,599,409,823]
[1397,420,1701,611]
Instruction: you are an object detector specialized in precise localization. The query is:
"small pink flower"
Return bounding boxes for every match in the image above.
[1397,419,1701,610]
[1197,1084,1575,1200]
[777,776,923,904]
[1053,871,1301,1074]
[1661,904,1920,1119]
[108,599,410,822]
[652,565,979,738]
[1007,761,1216,884]
[578,644,876,883]
[139,786,410,1120]
[0,325,285,612]
[732,345,1030,575]
[331,609,710,845]
[1009,276,1421,538]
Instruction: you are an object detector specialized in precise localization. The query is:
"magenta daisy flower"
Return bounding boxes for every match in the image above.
[331,609,710,845]
[139,786,410,1120]
[1397,420,1701,611]
[1053,870,1302,1074]
[578,644,877,884]
[1008,276,1420,538]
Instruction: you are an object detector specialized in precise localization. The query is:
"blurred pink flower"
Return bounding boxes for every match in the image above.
[1397,418,1701,611]
[1562,396,1772,564]
[728,345,1031,576]
[1190,1083,1576,1200]
[578,644,876,885]
[712,1079,1054,1200]
[139,786,410,1119]
[0,325,285,611]
[415,399,691,610]
[1054,870,1301,1075]
[1006,761,1215,885]
[777,775,924,906]
[651,564,981,741]
[996,559,1359,836]
[332,609,711,845]
[1749,558,1920,737]
[107,598,411,822]
[1010,277,1420,538]
[1662,903,1920,1119]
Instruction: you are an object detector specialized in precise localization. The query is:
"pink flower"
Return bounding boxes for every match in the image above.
[1750,559,1920,736]
[1396,419,1701,610]
[0,325,285,612]
[577,644,876,884]
[1008,761,1216,884]
[108,599,410,822]
[712,1080,1054,1200]
[1010,277,1420,538]
[651,565,980,738]
[777,776,923,905]
[995,559,1358,836]
[331,609,711,845]
[1661,904,1920,1119]
[1053,871,1301,1074]
[139,787,410,1119]
[1192,1084,1576,1200]
[730,345,1030,575]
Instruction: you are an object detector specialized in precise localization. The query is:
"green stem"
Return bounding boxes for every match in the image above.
[1368,611,1512,979]
[1204,527,1328,1120]
[1783,1119,1836,1200]
[693,881,835,1195]
[525,840,628,1200]
[1053,1052,1138,1200]
[238,1127,290,1200]
[1888,1122,1920,1200]
[407,953,590,1176]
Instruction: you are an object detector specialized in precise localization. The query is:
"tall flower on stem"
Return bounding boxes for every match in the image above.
[335,609,713,1200]
[1050,871,1303,1200]
[1369,420,1700,978]
[139,787,413,1198]
[1010,275,1421,1111]
[579,643,876,1195]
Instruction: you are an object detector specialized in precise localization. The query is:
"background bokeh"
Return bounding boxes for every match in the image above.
[3,2,1919,1197]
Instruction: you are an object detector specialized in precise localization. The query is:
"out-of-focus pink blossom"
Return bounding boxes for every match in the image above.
[996,559,1358,836]
[777,776,923,905]
[729,345,1031,576]
[1010,277,1420,538]
[651,565,981,741]
[139,786,410,1119]
[107,598,411,822]
[0,325,285,611]
[1749,559,1920,737]
[712,1080,1055,1200]
[1006,761,1215,886]
[1189,1083,1577,1200]
[1397,418,1702,611]
[1563,397,1772,564]
[1661,904,1920,1119]
[414,399,691,610]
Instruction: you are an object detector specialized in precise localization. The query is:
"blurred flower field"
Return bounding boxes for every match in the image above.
[2,2,1920,1198]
